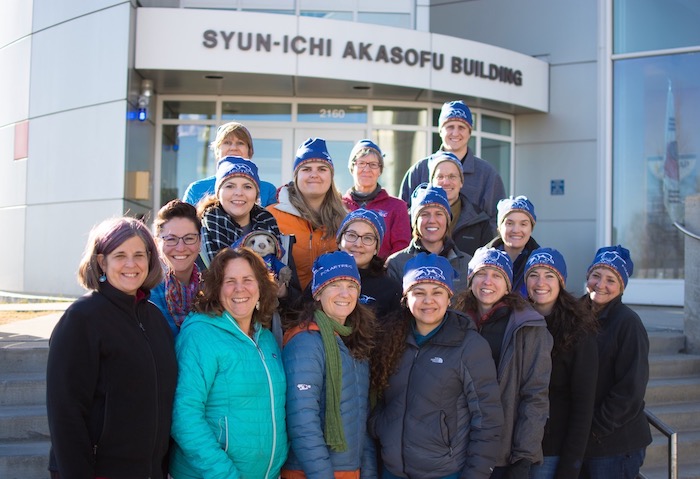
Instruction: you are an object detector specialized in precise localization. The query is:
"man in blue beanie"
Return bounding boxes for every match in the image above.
[399,100,506,230]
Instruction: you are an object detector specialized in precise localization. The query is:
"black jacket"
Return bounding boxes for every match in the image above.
[46,282,178,479]
[584,296,652,457]
[450,194,494,256]
[541,322,598,478]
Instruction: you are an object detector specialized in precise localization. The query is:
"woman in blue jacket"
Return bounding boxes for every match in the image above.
[370,253,503,479]
[282,251,377,479]
[170,247,288,479]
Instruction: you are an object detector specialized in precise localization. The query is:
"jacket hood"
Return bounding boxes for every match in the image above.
[270,184,302,217]
[180,310,262,340]
[502,303,546,340]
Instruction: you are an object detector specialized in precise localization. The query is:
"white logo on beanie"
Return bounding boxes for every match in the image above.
[414,266,446,282]
[529,252,555,265]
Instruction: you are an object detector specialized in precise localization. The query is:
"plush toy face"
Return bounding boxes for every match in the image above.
[244,233,277,257]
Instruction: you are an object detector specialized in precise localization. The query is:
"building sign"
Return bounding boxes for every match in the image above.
[136,9,549,112]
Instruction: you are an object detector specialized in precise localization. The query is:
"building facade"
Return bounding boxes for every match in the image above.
[1,0,697,305]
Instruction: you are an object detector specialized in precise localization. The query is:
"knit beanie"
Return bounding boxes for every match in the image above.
[410,183,452,227]
[215,156,260,196]
[525,247,567,287]
[311,251,361,299]
[402,252,456,296]
[336,208,386,247]
[348,139,384,173]
[468,247,514,292]
[586,245,634,290]
[438,100,473,128]
[497,195,537,227]
[293,137,333,177]
[427,151,463,183]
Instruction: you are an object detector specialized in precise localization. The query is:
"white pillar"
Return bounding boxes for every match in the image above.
[684,194,700,353]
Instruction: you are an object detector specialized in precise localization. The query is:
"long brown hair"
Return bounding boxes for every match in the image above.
[287,180,346,239]
[544,290,598,356]
[287,299,376,360]
[194,247,277,328]
[370,305,411,394]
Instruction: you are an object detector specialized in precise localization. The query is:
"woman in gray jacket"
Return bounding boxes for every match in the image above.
[370,253,503,479]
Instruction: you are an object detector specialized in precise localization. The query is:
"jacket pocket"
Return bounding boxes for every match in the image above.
[217,417,229,452]
[439,410,452,454]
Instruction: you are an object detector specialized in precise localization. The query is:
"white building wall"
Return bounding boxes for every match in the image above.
[430,0,599,293]
[0,1,134,296]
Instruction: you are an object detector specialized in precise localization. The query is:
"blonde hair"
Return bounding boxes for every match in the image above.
[210,122,254,159]
[288,180,346,240]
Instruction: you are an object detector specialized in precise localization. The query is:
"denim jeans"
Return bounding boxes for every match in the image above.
[580,448,646,479]
[528,456,559,479]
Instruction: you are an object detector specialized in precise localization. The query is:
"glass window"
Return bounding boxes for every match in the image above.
[300,11,353,21]
[372,106,428,126]
[298,104,367,123]
[614,0,700,54]
[373,130,427,196]
[242,9,295,15]
[481,138,511,193]
[482,115,512,136]
[253,138,284,188]
[160,125,217,204]
[358,12,411,29]
[222,102,292,121]
[163,101,216,120]
[612,52,700,279]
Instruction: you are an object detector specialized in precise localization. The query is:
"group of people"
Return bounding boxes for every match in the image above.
[45,99,652,479]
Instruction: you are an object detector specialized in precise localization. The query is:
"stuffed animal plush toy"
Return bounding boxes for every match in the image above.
[235,231,292,285]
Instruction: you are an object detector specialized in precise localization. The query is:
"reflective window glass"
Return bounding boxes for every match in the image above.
[301,11,353,21]
[358,12,410,29]
[372,130,427,196]
[481,138,511,193]
[372,106,427,126]
[161,125,217,204]
[298,104,367,123]
[482,115,512,136]
[163,101,216,120]
[614,0,700,54]
[222,102,291,121]
[253,138,283,188]
[612,52,700,279]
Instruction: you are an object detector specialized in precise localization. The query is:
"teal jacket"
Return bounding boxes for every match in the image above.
[170,311,288,479]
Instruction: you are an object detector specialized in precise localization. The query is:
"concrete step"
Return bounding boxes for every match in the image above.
[0,347,48,375]
[646,402,700,432]
[0,440,50,479]
[650,353,700,379]
[641,461,700,479]
[649,331,686,355]
[644,430,700,476]
[0,373,46,407]
[646,376,700,406]
[0,406,49,442]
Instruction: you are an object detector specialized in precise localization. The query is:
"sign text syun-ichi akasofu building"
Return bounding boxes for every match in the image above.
[202,30,524,87]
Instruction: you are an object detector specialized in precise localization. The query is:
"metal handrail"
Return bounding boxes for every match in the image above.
[638,409,678,479]
[674,221,700,241]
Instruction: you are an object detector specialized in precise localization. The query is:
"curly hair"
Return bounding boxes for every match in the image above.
[193,247,278,328]
[287,180,346,240]
[286,298,376,360]
[543,290,598,357]
[370,305,411,394]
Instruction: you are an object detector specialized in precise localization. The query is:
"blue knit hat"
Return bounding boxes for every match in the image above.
[348,139,384,173]
[336,208,386,247]
[468,247,514,292]
[410,183,452,227]
[215,156,260,196]
[402,252,456,296]
[587,245,634,290]
[293,137,333,177]
[438,100,473,128]
[427,151,463,183]
[526,247,567,287]
[311,251,361,298]
[497,195,537,227]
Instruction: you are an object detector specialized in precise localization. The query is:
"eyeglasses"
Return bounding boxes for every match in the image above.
[434,174,461,182]
[343,231,377,246]
[354,161,381,171]
[160,233,200,247]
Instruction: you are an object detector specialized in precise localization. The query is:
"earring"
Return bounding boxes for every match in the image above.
[255,301,260,311]
[99,273,107,283]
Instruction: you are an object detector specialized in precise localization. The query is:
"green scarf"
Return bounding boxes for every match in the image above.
[314,308,353,452]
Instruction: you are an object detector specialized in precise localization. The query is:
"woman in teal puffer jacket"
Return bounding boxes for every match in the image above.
[170,247,288,479]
